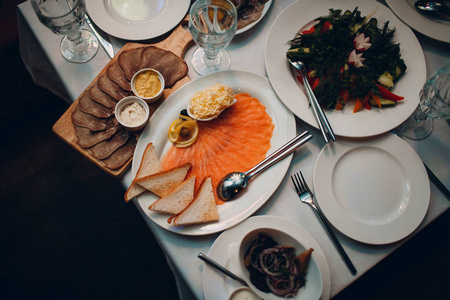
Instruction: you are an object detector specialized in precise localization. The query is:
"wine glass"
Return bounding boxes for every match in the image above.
[397,65,450,140]
[189,0,237,76]
[31,0,98,63]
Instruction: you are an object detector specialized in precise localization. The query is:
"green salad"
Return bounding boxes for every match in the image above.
[287,7,407,112]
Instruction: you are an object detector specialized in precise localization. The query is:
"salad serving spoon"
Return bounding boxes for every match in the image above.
[288,58,336,143]
[217,130,312,201]
[415,1,450,21]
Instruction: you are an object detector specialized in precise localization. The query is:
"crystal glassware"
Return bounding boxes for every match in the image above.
[189,0,237,76]
[397,65,450,140]
[31,0,98,63]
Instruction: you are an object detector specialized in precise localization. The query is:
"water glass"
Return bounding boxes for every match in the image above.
[189,0,237,75]
[397,65,450,140]
[31,0,98,63]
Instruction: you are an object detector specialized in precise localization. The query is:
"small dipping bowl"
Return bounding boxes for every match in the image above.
[131,68,165,103]
[115,96,150,132]
[229,287,261,300]
[238,228,323,300]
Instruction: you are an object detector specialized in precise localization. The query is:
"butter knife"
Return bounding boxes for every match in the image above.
[84,13,114,59]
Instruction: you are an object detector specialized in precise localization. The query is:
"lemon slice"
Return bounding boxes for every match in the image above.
[168,119,184,143]
[175,120,199,148]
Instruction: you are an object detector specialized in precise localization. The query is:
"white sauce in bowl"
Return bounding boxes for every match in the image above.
[120,102,146,126]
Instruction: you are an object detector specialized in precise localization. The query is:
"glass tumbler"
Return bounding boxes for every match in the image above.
[189,0,237,76]
[397,65,450,140]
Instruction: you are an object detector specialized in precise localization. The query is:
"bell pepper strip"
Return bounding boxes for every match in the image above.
[353,98,362,113]
[302,24,316,35]
[336,89,349,110]
[342,89,350,103]
[311,77,320,90]
[353,93,371,113]
[376,83,404,101]
[320,21,331,34]
[363,101,371,110]
[369,91,382,108]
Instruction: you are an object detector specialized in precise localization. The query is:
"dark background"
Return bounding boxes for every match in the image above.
[1,1,449,299]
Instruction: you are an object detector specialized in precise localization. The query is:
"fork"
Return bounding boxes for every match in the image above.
[291,171,357,275]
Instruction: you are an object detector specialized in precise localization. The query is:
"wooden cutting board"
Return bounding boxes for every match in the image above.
[52,19,194,177]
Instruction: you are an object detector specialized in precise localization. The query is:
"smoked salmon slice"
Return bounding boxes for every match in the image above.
[161,93,274,205]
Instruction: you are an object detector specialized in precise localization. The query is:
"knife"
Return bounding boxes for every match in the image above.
[84,13,115,59]
[392,129,450,201]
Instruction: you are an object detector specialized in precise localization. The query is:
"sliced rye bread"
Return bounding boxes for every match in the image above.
[173,177,219,226]
[124,143,163,202]
[135,163,191,197]
[149,175,196,214]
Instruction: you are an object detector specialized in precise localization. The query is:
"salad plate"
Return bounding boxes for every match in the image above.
[313,133,430,245]
[132,70,295,236]
[85,0,190,40]
[202,215,331,300]
[385,0,450,43]
[265,0,427,138]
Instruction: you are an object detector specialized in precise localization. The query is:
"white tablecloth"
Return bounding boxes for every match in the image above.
[18,0,450,299]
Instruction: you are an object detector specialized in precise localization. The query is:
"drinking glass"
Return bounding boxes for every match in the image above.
[189,0,237,75]
[31,0,98,63]
[397,65,450,140]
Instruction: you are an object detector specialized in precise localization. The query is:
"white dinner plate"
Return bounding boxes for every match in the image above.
[265,0,427,138]
[85,0,190,40]
[313,133,430,245]
[235,0,273,35]
[132,70,296,236]
[385,0,450,43]
[202,215,331,300]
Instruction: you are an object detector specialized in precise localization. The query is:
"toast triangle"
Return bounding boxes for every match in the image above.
[173,177,219,226]
[149,175,196,214]
[135,163,191,197]
[124,143,163,202]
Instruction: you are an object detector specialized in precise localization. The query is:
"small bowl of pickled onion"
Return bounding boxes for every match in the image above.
[238,228,323,300]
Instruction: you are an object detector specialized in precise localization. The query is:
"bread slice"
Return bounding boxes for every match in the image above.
[149,175,196,214]
[124,143,163,202]
[135,163,191,197]
[173,177,219,226]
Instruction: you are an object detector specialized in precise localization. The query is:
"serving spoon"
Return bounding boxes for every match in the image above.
[217,131,313,201]
[288,58,336,143]
[415,1,450,21]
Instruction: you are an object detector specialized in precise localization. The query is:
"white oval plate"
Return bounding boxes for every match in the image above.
[85,0,190,40]
[236,0,273,35]
[132,70,295,236]
[265,0,427,138]
[202,215,331,300]
[385,0,450,43]
[313,133,430,245]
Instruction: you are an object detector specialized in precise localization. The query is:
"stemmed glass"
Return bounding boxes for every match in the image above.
[31,0,98,63]
[397,65,450,140]
[189,0,237,75]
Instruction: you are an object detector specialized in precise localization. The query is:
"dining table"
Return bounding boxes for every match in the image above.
[17,0,450,299]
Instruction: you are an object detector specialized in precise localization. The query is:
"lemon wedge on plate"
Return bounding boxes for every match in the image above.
[168,118,199,147]
[168,119,184,143]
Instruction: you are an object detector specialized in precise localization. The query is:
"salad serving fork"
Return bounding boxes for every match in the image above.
[288,58,336,143]
[291,171,357,275]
